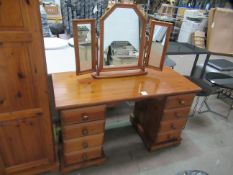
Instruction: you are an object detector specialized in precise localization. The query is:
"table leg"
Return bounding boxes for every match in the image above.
[190,54,199,76]
[200,53,211,79]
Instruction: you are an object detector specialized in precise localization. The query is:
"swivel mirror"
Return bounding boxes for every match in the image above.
[145,20,172,70]
[95,3,147,78]
[73,19,96,75]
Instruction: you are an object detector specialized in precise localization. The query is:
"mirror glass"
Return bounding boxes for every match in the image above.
[103,8,141,67]
[76,24,92,71]
[148,25,168,68]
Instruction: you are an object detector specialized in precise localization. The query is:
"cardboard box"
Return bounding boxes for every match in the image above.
[207,8,233,55]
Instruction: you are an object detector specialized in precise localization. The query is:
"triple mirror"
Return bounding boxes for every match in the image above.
[73,3,172,78]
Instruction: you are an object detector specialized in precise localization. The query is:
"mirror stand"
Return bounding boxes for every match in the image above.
[92,69,147,79]
[72,3,172,79]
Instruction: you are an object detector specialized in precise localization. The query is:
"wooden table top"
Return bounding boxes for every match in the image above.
[52,68,201,110]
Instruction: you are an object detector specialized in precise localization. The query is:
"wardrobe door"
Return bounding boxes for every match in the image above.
[0,0,56,174]
[0,0,28,29]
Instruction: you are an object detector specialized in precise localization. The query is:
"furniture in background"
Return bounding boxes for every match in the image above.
[0,1,57,174]
[165,56,176,69]
[190,57,233,118]
[44,37,68,50]
[52,68,200,173]
[192,31,206,49]
[207,59,233,72]
[166,41,209,77]
[204,72,233,118]
[44,4,62,21]
[207,8,233,55]
[178,9,207,44]
[193,7,233,118]
[189,76,218,117]
[60,0,108,34]
[176,170,208,175]
[40,4,52,37]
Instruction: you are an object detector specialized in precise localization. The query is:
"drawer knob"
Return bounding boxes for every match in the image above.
[82,142,89,149]
[82,128,89,136]
[82,115,89,121]
[0,96,4,105]
[179,100,185,105]
[25,0,30,5]
[82,153,88,161]
[175,113,181,118]
[167,135,171,139]
[171,123,176,130]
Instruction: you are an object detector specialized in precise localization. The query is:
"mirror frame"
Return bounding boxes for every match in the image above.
[145,20,172,71]
[72,19,97,75]
[97,3,147,76]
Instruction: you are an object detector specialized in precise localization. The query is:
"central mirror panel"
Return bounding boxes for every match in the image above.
[97,3,147,77]
[103,8,140,67]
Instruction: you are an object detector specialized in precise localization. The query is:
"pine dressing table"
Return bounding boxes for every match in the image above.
[51,67,201,173]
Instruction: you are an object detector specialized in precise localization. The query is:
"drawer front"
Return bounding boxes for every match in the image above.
[64,134,104,153]
[62,120,105,140]
[61,105,105,125]
[162,107,190,121]
[165,93,195,109]
[64,146,102,165]
[155,130,181,144]
[159,119,187,133]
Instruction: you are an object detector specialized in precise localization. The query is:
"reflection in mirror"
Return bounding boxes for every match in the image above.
[77,24,92,71]
[148,25,168,68]
[146,20,172,70]
[103,8,140,67]
[73,19,96,75]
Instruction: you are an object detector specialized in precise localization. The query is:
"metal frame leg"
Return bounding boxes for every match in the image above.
[190,54,199,77]
[198,96,209,113]
[198,95,232,119]
[191,96,200,117]
[200,53,211,79]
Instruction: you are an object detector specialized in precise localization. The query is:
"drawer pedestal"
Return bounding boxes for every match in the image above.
[60,105,106,174]
[132,93,195,151]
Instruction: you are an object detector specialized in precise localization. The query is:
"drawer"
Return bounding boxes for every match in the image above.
[64,146,102,165]
[162,107,190,121]
[62,120,105,139]
[165,93,195,109]
[155,130,181,144]
[61,105,105,125]
[64,134,104,153]
[159,119,187,133]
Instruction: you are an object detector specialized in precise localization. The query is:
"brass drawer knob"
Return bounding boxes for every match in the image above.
[0,96,4,105]
[82,115,89,121]
[175,113,181,118]
[82,128,89,136]
[82,153,88,161]
[25,0,30,5]
[82,142,89,149]
[170,123,176,130]
[179,100,185,105]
